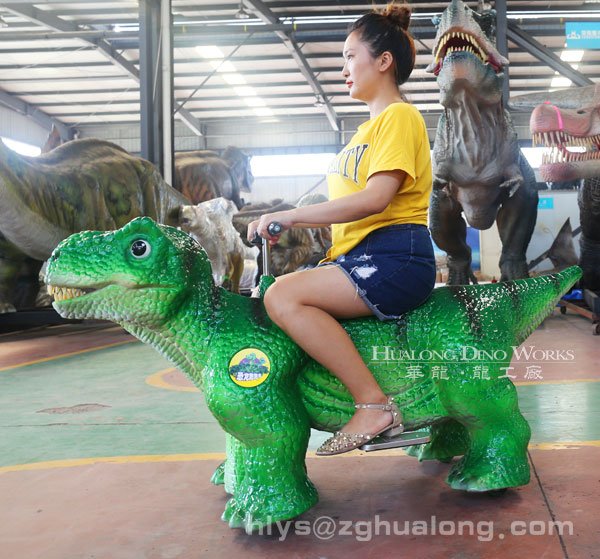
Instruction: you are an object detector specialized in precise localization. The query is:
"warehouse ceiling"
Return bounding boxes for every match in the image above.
[0,0,598,139]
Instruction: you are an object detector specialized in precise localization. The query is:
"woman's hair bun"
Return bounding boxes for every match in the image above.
[380,2,411,31]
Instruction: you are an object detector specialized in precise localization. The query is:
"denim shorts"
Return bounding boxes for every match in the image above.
[317,224,436,321]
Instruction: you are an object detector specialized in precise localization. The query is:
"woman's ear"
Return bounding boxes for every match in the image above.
[379,51,394,73]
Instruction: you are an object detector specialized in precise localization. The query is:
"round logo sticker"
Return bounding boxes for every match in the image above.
[228,348,271,387]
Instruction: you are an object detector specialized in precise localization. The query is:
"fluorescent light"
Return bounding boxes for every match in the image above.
[551,77,573,87]
[244,97,266,107]
[2,137,41,157]
[234,86,257,97]
[196,45,224,59]
[222,73,247,85]
[253,107,274,117]
[209,60,236,73]
[560,50,584,62]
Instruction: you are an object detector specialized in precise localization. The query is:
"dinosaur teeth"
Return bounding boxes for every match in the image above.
[47,285,86,302]
[435,31,488,65]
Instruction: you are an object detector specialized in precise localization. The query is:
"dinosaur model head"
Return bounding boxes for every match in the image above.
[222,146,254,194]
[45,217,214,326]
[530,84,600,181]
[427,0,508,106]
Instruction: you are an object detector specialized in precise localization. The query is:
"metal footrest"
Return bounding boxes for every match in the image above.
[359,430,431,452]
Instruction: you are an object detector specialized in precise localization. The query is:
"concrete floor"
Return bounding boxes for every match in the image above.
[0,310,598,559]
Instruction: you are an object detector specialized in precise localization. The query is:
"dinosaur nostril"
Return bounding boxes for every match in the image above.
[51,249,61,260]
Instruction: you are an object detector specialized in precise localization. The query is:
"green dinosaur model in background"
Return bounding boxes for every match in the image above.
[0,138,188,312]
[45,217,581,533]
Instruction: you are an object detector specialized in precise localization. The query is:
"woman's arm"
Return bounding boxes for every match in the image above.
[247,169,406,242]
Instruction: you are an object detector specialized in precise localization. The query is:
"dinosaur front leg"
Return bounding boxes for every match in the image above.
[207,374,318,532]
[430,187,477,285]
[496,180,538,281]
[221,434,318,533]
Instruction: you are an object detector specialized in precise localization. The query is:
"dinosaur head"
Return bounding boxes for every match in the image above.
[223,146,254,193]
[530,84,600,181]
[427,0,508,106]
[45,216,214,326]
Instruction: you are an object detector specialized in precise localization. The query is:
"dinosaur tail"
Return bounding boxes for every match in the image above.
[506,266,581,346]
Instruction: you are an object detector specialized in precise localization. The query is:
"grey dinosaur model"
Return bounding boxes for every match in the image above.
[427,0,538,284]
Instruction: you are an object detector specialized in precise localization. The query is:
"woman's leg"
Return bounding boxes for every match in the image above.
[263,265,394,435]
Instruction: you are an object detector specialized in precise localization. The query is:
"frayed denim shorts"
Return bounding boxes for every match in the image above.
[317,224,436,321]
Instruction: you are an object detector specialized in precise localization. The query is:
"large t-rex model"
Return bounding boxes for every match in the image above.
[518,84,600,290]
[173,146,252,210]
[0,137,188,312]
[427,0,538,284]
[45,216,580,532]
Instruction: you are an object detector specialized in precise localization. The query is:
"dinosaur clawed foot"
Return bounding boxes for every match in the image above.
[446,448,530,491]
[221,478,318,533]
[446,261,478,285]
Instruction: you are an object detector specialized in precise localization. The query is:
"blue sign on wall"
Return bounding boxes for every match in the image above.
[566,22,600,49]
[538,197,554,210]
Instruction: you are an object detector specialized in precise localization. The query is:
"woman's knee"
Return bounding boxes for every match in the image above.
[263,280,296,325]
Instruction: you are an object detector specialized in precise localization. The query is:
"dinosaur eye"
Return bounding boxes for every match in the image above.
[130,239,151,259]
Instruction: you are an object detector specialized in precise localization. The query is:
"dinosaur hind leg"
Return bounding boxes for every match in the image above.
[441,373,531,491]
[496,178,538,281]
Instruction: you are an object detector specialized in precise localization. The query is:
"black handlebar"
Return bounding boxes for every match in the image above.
[250,222,283,245]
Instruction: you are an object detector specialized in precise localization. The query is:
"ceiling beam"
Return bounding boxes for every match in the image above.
[0,86,72,139]
[506,22,593,87]
[242,0,340,131]
[2,2,203,136]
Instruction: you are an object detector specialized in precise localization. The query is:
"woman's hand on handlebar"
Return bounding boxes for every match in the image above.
[247,210,294,245]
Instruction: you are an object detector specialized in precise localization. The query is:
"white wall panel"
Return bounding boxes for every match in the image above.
[245,175,329,206]
[0,105,50,148]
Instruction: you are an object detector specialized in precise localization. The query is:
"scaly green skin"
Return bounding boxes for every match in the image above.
[46,217,581,533]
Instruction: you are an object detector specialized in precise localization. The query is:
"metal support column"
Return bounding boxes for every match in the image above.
[495,0,509,109]
[161,0,174,185]
[139,0,174,180]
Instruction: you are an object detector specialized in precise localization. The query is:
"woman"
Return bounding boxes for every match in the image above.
[247,3,436,456]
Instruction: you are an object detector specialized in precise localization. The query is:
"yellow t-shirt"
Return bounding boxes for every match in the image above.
[323,102,432,262]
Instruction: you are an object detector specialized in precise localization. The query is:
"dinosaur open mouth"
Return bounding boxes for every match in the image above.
[533,131,600,164]
[432,30,495,75]
[47,285,96,302]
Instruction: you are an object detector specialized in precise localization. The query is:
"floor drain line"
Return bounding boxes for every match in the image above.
[527,449,570,559]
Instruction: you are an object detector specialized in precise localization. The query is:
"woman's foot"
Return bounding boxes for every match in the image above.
[316,396,403,456]
[341,404,394,436]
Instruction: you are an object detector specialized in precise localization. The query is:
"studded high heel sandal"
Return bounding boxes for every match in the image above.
[316,396,404,456]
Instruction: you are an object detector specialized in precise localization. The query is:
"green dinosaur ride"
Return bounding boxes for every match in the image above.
[45,217,581,533]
